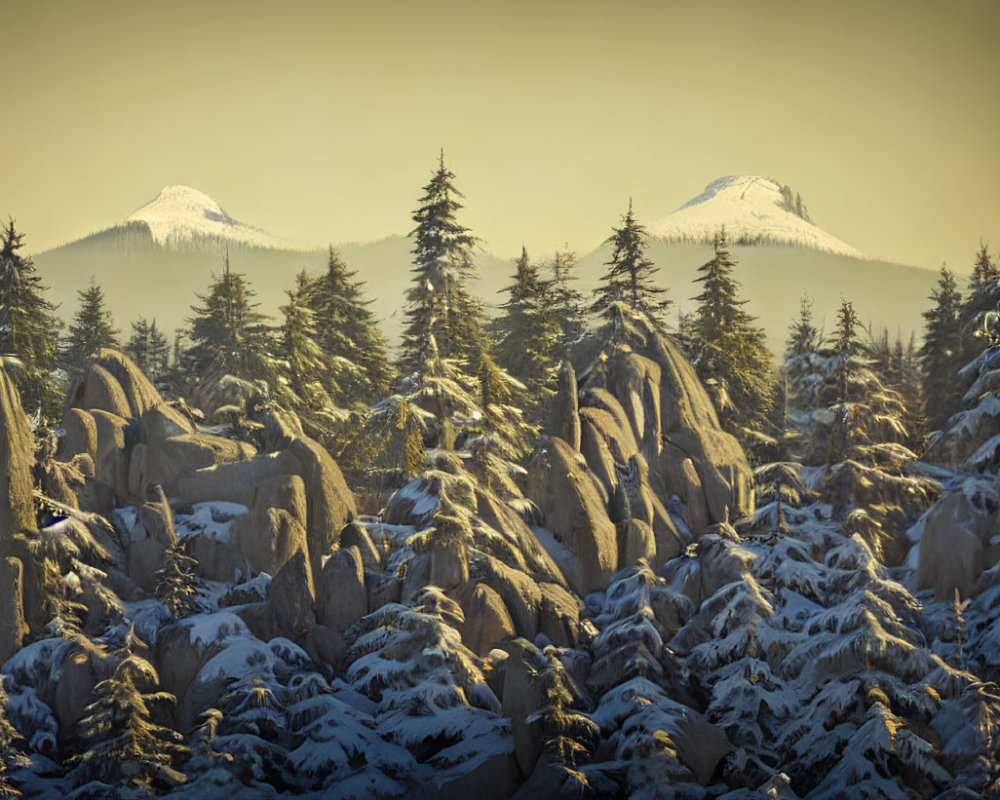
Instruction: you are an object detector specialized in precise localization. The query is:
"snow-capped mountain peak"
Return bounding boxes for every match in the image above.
[125,184,308,250]
[646,175,868,259]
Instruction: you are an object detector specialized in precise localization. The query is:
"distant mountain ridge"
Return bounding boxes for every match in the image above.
[122,184,311,251]
[646,175,868,259]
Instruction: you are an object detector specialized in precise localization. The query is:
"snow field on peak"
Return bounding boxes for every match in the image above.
[125,184,310,251]
[646,175,869,259]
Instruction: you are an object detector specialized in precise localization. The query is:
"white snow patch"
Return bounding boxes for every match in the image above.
[175,501,247,543]
[646,175,869,259]
[126,185,311,251]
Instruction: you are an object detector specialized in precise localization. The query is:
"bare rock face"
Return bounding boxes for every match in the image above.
[267,548,316,636]
[459,583,517,656]
[58,407,98,464]
[263,411,357,576]
[547,360,581,451]
[580,311,754,533]
[175,451,302,508]
[339,520,382,574]
[0,557,28,664]
[537,581,583,648]
[316,546,367,634]
[526,436,618,594]
[127,485,178,592]
[0,366,38,541]
[617,518,656,568]
[232,474,310,578]
[76,363,132,419]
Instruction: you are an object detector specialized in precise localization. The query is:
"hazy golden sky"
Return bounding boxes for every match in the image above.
[3,0,998,270]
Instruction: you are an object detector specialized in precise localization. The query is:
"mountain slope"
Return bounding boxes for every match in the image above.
[125,184,311,251]
[646,175,868,259]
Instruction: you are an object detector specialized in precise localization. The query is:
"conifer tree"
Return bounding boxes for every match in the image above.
[186,253,278,385]
[304,248,393,405]
[591,200,670,326]
[547,249,585,359]
[960,243,1000,363]
[154,543,202,620]
[62,278,119,377]
[494,248,561,418]
[280,272,333,410]
[399,152,488,375]
[786,292,819,359]
[72,631,187,793]
[0,678,26,799]
[688,228,776,452]
[0,219,60,413]
[920,267,964,431]
[125,317,170,380]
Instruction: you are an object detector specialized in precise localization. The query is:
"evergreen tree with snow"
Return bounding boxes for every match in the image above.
[71,631,187,794]
[186,253,278,386]
[304,248,393,405]
[547,249,585,360]
[920,267,964,431]
[959,243,1000,370]
[786,292,819,359]
[688,228,776,455]
[398,152,488,376]
[154,543,202,620]
[591,200,670,327]
[280,272,333,410]
[62,278,119,377]
[0,678,26,799]
[0,218,60,413]
[493,248,561,420]
[125,317,170,381]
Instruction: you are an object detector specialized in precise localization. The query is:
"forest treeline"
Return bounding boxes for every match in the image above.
[0,157,997,470]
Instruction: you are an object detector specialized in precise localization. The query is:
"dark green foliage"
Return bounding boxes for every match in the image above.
[547,250,586,360]
[959,244,1000,361]
[338,394,427,479]
[279,272,333,410]
[0,679,26,799]
[62,278,119,377]
[124,317,170,381]
[303,249,393,405]
[72,632,187,794]
[920,267,964,431]
[154,544,202,620]
[687,229,776,455]
[0,219,60,413]
[592,200,670,327]
[493,248,563,420]
[399,153,488,375]
[186,254,278,386]
[867,327,924,450]
[786,293,819,359]
[831,299,861,403]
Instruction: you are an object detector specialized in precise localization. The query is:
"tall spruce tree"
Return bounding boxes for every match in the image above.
[960,244,1000,362]
[921,267,964,431]
[0,678,26,799]
[786,292,819,358]
[0,219,60,413]
[547,249,585,361]
[399,152,487,375]
[280,272,333,409]
[186,253,278,385]
[688,228,776,452]
[592,200,670,326]
[124,317,170,380]
[62,278,119,377]
[494,247,561,418]
[72,632,187,793]
[303,248,393,405]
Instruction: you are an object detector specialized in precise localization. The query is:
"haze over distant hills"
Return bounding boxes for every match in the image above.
[33,178,938,357]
